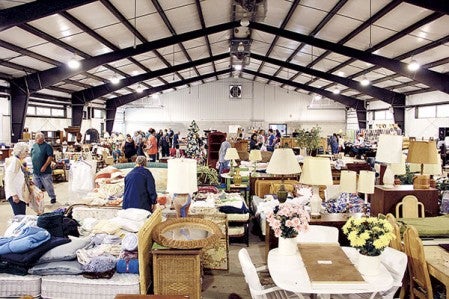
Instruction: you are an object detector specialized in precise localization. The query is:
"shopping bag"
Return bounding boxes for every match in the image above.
[28,185,45,215]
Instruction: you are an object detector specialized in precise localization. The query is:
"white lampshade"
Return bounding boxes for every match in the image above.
[358,170,376,194]
[299,156,333,186]
[266,148,301,175]
[339,170,357,193]
[375,134,403,164]
[224,147,240,160]
[249,149,262,162]
[166,158,198,194]
[389,154,406,175]
[423,155,442,176]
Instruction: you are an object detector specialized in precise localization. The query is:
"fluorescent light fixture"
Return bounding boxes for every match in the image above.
[67,56,80,69]
[136,84,143,93]
[332,87,340,94]
[360,76,370,86]
[408,59,420,72]
[110,74,120,84]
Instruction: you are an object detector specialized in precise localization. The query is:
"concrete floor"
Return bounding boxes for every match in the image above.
[0,181,264,299]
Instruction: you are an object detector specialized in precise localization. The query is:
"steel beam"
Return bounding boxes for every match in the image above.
[10,83,29,143]
[403,0,449,15]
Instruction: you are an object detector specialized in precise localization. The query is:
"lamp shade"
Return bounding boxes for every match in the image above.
[266,148,301,175]
[358,170,376,194]
[224,147,240,160]
[389,154,406,175]
[166,158,198,194]
[406,140,439,165]
[249,149,262,162]
[299,156,333,186]
[339,170,357,193]
[423,155,442,175]
[375,134,403,164]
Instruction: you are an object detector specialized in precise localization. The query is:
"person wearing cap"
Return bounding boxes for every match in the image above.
[122,156,157,212]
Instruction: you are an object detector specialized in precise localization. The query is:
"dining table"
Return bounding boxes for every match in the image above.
[268,245,395,298]
[424,245,449,299]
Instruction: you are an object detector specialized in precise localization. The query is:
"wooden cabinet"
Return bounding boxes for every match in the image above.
[32,131,63,145]
[0,148,13,161]
[206,131,226,168]
[152,249,201,299]
[371,185,439,217]
[232,139,248,152]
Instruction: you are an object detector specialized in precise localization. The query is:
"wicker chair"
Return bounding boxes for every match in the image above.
[238,248,308,299]
[403,226,433,299]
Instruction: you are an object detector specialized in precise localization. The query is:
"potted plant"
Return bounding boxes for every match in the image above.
[197,165,219,186]
[295,126,322,156]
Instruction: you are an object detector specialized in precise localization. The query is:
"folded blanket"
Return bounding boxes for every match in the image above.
[0,226,50,255]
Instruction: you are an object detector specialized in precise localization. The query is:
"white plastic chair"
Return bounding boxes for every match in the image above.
[238,248,308,299]
[296,225,339,244]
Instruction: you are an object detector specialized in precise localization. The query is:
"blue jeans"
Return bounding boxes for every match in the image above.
[33,173,56,202]
[8,196,27,215]
[219,161,230,175]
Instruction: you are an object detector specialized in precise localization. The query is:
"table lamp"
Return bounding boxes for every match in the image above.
[167,158,198,217]
[358,170,376,204]
[375,134,403,188]
[224,147,240,176]
[422,153,442,188]
[299,156,333,218]
[406,140,439,189]
[339,170,357,204]
[389,154,406,185]
[249,149,262,175]
[266,148,301,203]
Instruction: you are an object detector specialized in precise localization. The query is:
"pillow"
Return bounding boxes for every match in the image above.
[28,260,83,275]
[37,236,91,263]
[270,183,295,194]
[116,208,151,221]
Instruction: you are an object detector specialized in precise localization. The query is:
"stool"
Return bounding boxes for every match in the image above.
[229,184,249,206]
[227,213,250,247]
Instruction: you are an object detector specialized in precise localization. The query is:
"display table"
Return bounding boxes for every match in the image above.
[371,185,439,217]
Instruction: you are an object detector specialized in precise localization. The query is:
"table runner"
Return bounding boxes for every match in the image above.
[299,244,365,284]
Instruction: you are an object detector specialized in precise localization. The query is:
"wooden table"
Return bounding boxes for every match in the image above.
[424,246,449,299]
[371,185,439,217]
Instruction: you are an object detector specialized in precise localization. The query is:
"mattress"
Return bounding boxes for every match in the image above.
[0,273,41,298]
[41,273,140,299]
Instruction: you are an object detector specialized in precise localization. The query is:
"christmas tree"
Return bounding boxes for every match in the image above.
[185,120,202,160]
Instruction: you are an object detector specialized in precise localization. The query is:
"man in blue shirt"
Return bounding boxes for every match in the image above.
[31,132,57,204]
[122,156,157,212]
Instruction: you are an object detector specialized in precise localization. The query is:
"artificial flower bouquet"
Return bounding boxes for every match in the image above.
[342,217,395,256]
[266,202,310,238]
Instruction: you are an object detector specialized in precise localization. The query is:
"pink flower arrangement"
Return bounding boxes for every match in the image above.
[266,202,310,238]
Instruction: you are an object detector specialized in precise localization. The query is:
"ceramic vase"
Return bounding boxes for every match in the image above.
[278,237,298,255]
[357,252,381,276]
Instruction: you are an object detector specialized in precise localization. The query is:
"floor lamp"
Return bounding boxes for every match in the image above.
[406,140,439,189]
[339,170,357,205]
[266,148,301,203]
[299,156,333,218]
[167,158,198,217]
[375,134,403,188]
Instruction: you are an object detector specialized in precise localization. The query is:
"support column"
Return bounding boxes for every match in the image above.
[393,106,405,133]
[10,81,29,143]
[356,109,367,130]
[105,106,116,134]
[71,104,84,127]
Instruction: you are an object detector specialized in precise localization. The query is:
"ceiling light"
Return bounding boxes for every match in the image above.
[360,76,370,86]
[337,71,344,76]
[237,42,245,52]
[408,59,420,72]
[240,17,250,27]
[110,74,120,84]
[67,56,80,69]
[314,94,322,100]
[234,64,242,71]
[136,84,143,93]
[152,93,159,99]
[332,87,340,95]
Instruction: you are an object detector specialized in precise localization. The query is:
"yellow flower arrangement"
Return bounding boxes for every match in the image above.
[342,217,395,256]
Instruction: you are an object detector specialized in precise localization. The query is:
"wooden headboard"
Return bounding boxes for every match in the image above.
[137,207,162,294]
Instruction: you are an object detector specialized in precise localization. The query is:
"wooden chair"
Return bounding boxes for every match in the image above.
[395,195,425,218]
[403,226,433,299]
[238,248,308,299]
[385,213,402,251]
